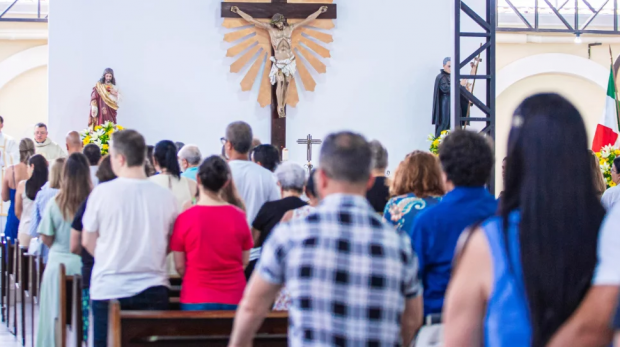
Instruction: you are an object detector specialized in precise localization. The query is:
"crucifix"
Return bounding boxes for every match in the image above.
[297,134,322,172]
[221,0,337,153]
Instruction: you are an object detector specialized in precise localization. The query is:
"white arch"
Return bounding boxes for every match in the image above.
[497,53,608,97]
[0,45,48,90]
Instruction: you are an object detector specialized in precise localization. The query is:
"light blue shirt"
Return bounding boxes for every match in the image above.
[181,166,199,181]
[29,182,59,263]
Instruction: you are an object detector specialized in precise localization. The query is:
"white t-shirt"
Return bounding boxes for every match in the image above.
[601,186,620,211]
[229,160,280,224]
[593,203,620,285]
[90,166,99,186]
[83,177,178,300]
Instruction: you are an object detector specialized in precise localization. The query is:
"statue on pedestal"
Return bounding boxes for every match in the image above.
[431,58,470,137]
[90,68,120,128]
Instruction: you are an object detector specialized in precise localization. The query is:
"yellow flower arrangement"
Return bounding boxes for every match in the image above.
[595,145,619,189]
[80,122,124,155]
[428,131,450,155]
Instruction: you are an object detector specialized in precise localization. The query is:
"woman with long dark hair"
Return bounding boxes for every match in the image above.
[150,140,197,209]
[36,153,92,346]
[150,140,197,275]
[15,154,48,246]
[443,93,606,347]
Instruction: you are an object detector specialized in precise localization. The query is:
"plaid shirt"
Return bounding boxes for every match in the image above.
[257,194,422,347]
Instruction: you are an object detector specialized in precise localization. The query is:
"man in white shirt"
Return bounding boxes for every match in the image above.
[0,115,19,166]
[33,123,66,161]
[224,121,280,224]
[224,122,280,276]
[547,203,620,347]
[82,129,178,347]
[602,157,620,210]
[83,144,102,186]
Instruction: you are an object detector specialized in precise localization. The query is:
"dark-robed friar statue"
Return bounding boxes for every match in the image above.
[431,57,469,137]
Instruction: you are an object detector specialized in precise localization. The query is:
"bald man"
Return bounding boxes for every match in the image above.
[66,131,83,155]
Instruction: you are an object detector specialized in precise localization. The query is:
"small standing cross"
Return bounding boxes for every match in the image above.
[297,134,322,172]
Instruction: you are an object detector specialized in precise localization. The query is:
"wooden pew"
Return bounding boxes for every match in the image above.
[1,235,7,324]
[55,264,74,347]
[6,237,17,335]
[17,246,35,347]
[71,275,84,347]
[107,302,288,347]
[168,276,182,310]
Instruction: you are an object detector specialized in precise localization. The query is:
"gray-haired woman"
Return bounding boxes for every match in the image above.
[244,162,308,279]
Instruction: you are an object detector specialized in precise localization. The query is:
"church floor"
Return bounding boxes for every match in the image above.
[0,300,36,347]
[0,325,27,347]
[0,279,38,347]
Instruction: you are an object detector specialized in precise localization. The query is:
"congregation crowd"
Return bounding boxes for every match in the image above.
[2,92,620,346]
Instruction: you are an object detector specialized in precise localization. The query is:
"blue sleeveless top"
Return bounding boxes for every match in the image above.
[482,211,531,347]
[4,188,19,240]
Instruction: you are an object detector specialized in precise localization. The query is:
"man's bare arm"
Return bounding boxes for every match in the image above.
[547,286,618,347]
[82,230,99,256]
[292,6,328,30]
[231,6,270,30]
[401,296,423,346]
[228,275,282,347]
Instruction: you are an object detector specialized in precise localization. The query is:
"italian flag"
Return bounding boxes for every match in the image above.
[593,66,620,152]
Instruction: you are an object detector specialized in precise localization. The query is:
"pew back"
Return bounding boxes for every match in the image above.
[108,301,288,347]
[55,264,75,347]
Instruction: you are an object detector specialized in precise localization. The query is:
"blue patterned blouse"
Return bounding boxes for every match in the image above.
[383,193,441,232]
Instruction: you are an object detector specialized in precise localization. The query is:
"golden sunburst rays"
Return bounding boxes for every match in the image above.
[222,0,335,108]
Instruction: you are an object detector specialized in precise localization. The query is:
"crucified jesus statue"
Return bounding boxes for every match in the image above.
[231,5,328,118]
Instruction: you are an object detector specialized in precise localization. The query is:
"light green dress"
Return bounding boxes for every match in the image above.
[35,199,82,347]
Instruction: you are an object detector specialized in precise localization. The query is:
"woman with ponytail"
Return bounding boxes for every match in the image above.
[2,138,35,241]
[443,94,606,347]
[150,140,197,209]
[170,156,253,311]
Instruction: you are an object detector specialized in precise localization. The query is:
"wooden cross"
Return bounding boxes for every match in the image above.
[297,134,322,172]
[221,0,337,153]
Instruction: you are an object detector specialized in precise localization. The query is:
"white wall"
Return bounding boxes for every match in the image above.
[49,0,452,171]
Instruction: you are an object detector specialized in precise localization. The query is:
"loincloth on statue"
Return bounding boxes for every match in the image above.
[269,56,297,85]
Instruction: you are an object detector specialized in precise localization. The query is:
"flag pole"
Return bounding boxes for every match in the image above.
[609,45,620,131]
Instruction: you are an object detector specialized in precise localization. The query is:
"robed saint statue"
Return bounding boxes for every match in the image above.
[231,5,328,118]
[431,57,469,137]
[90,68,120,128]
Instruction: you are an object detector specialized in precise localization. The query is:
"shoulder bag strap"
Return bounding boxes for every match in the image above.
[452,221,483,270]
